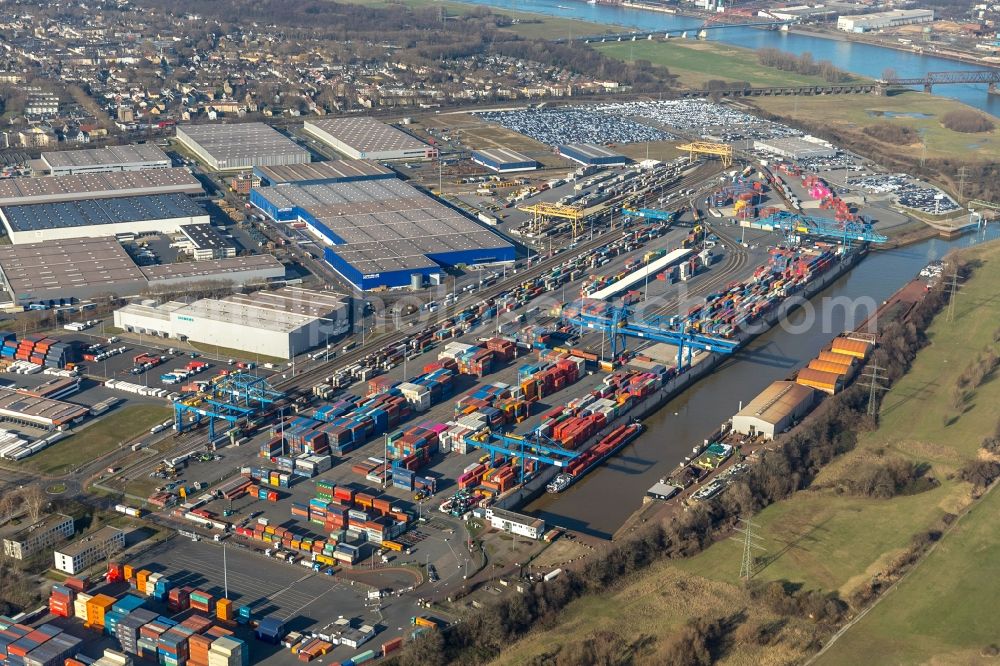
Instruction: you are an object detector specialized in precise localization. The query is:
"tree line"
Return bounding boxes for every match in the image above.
[757,48,847,83]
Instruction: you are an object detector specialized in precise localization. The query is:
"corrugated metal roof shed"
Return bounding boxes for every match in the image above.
[830,337,871,359]
[795,367,842,394]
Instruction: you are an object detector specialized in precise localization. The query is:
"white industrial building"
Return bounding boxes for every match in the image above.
[753,136,837,160]
[731,381,816,440]
[114,287,349,359]
[0,193,210,244]
[303,118,436,160]
[41,145,171,176]
[837,9,933,32]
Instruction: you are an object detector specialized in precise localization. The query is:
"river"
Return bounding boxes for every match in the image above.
[526,227,1000,538]
[459,0,1000,117]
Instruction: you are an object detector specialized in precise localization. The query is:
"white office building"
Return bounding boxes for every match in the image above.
[54,526,125,575]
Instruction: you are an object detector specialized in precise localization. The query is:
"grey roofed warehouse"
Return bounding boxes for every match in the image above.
[0,169,202,206]
[557,143,629,167]
[41,144,171,175]
[0,237,285,307]
[0,237,147,306]
[0,193,209,244]
[175,122,311,171]
[254,160,395,186]
[471,148,539,173]
[302,117,436,160]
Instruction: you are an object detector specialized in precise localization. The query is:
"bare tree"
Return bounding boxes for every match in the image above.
[20,486,46,524]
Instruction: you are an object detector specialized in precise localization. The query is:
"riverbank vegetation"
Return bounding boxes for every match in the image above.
[389,234,1000,664]
[941,108,996,133]
[597,40,854,90]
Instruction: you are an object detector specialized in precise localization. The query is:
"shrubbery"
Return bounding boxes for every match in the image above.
[941,110,995,133]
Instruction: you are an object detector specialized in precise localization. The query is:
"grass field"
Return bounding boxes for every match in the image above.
[749,91,1000,164]
[491,239,1000,664]
[816,483,1000,665]
[344,0,613,40]
[597,40,860,89]
[492,559,819,665]
[680,239,1000,597]
[20,405,172,476]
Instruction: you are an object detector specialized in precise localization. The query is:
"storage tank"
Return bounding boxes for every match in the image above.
[410,273,424,291]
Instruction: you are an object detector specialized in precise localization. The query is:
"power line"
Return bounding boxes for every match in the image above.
[732,516,765,582]
[947,272,960,322]
[861,361,890,416]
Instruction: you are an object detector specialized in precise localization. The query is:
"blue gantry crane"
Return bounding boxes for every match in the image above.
[621,206,678,223]
[563,299,740,368]
[748,211,887,245]
[464,429,580,482]
[174,371,284,440]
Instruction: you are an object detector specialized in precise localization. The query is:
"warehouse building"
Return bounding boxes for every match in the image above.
[54,526,125,575]
[557,143,628,167]
[0,237,148,306]
[114,287,349,359]
[0,238,283,307]
[837,8,933,32]
[254,160,394,186]
[471,148,539,173]
[250,179,514,290]
[731,381,816,440]
[0,193,209,244]
[302,118,436,161]
[0,386,90,428]
[753,136,837,160]
[0,169,202,206]
[176,223,237,260]
[175,123,311,171]
[41,145,170,176]
[2,513,74,561]
[140,255,285,289]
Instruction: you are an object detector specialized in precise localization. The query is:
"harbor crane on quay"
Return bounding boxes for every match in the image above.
[464,430,581,483]
[174,371,285,441]
[562,299,740,368]
[745,211,888,246]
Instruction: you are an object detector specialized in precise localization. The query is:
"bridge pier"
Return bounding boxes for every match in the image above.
[923,83,933,94]
[990,82,999,95]
[697,29,708,39]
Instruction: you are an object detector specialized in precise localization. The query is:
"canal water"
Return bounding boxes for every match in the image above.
[460,0,1000,117]
[527,227,1000,538]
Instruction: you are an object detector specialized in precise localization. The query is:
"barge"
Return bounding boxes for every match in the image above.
[546,422,644,493]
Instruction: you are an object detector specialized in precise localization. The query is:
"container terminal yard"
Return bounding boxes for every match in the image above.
[0,99,988,665]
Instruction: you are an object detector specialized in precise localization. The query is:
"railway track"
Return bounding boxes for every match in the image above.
[576,186,752,355]
[117,166,725,477]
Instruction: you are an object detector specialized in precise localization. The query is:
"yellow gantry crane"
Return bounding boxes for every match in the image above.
[678,141,734,168]
[517,202,586,239]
